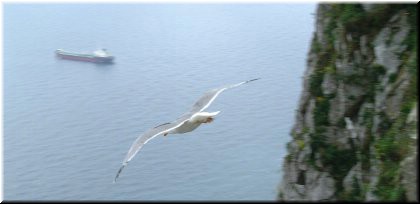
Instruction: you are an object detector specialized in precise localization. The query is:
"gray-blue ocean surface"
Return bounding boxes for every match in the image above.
[3,3,315,200]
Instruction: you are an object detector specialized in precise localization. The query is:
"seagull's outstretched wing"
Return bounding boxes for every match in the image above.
[114,114,193,183]
[188,78,260,114]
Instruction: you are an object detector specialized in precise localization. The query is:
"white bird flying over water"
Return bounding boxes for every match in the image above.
[113,78,260,183]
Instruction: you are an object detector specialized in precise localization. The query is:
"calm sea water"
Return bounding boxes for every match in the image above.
[3,3,315,200]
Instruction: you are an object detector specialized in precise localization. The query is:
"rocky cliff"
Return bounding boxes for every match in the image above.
[278,4,417,201]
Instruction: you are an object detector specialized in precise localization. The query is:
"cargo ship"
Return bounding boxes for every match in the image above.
[55,48,114,63]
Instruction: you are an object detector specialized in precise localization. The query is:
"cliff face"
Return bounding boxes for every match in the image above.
[278,4,417,201]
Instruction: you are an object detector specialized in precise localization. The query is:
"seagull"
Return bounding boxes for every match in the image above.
[113,78,260,183]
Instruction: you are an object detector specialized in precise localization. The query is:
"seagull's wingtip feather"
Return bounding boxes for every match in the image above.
[113,163,127,183]
[245,78,261,83]
[249,78,261,81]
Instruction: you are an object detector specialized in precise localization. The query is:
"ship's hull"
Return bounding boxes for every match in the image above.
[56,50,114,63]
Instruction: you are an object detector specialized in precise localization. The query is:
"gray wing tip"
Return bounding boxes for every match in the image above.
[113,163,128,183]
[246,78,261,83]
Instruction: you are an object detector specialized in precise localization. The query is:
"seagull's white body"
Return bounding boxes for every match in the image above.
[169,111,220,134]
[113,79,259,182]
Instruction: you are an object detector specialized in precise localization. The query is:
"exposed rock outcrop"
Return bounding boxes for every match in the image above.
[278,4,417,201]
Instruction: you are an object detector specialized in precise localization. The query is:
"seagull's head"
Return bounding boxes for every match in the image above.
[192,111,221,124]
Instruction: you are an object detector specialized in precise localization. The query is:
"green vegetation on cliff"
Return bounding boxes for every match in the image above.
[280,3,417,202]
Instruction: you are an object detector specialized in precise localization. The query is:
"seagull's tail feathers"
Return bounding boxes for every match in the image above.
[113,162,128,183]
